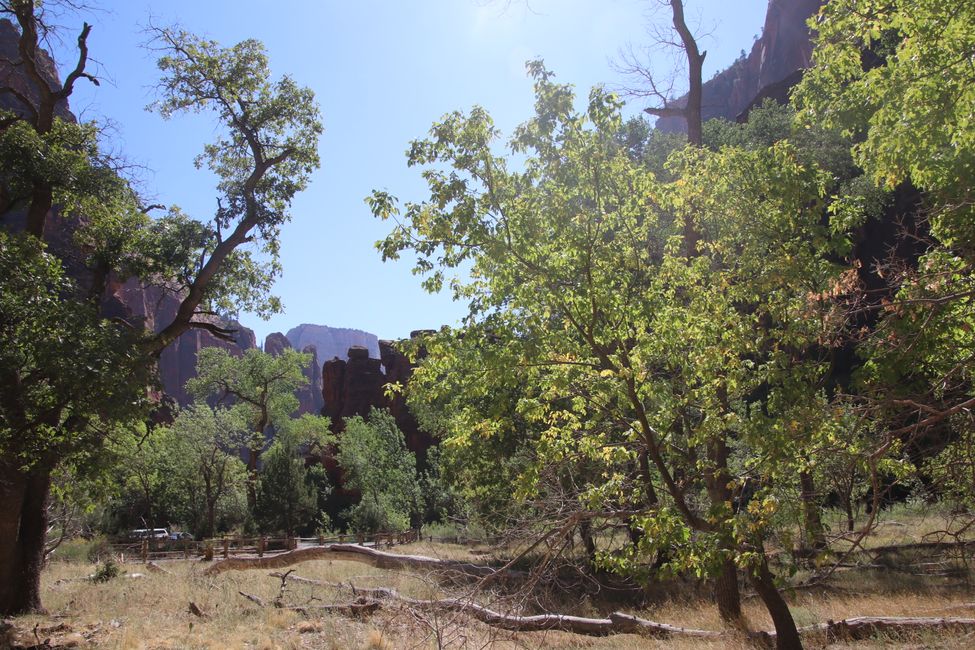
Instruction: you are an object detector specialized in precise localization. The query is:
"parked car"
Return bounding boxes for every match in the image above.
[129,528,169,540]
[169,531,193,541]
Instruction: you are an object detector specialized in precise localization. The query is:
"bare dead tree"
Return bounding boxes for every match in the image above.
[614,1,707,147]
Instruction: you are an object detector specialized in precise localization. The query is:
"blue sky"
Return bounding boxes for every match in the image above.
[50,0,769,345]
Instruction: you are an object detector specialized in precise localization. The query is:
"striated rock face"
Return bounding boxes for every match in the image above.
[0,18,258,410]
[655,0,823,131]
[300,345,325,416]
[321,346,385,424]
[0,19,72,121]
[286,324,379,361]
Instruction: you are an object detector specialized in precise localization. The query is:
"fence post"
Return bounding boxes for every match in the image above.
[318,534,324,547]
[222,537,229,559]
[141,538,148,563]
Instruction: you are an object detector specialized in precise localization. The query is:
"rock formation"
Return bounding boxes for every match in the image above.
[655,0,823,131]
[103,278,257,407]
[286,324,380,361]
[262,332,325,415]
[321,333,435,465]
[321,346,386,425]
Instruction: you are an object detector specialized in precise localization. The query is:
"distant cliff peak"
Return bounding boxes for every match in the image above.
[285,323,380,361]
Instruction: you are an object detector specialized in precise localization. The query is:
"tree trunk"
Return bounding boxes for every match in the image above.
[206,500,216,539]
[749,554,802,649]
[844,497,855,532]
[246,410,269,510]
[0,460,52,615]
[714,557,742,624]
[705,437,742,623]
[579,520,597,564]
[799,472,826,551]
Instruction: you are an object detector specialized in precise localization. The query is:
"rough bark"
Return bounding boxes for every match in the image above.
[844,498,855,532]
[748,555,802,650]
[705,436,743,623]
[0,462,52,615]
[799,471,826,551]
[578,520,597,564]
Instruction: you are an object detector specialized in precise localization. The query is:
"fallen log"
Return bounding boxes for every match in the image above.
[238,591,266,607]
[204,543,525,580]
[244,572,975,643]
[281,597,381,618]
[819,616,975,642]
[752,616,975,643]
[259,572,717,638]
[402,600,719,637]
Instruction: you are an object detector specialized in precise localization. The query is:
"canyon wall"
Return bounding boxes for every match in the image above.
[655,0,823,131]
[286,324,380,361]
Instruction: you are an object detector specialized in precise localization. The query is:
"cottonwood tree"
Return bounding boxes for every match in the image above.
[370,58,840,646]
[0,2,321,615]
[255,411,332,535]
[188,347,311,509]
[164,405,249,538]
[339,409,422,533]
[796,0,975,530]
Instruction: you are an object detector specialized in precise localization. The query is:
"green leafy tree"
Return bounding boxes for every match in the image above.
[163,405,249,538]
[0,232,151,611]
[339,409,421,533]
[188,347,310,508]
[370,61,845,645]
[795,0,975,521]
[0,2,321,614]
[255,417,332,536]
[110,424,181,537]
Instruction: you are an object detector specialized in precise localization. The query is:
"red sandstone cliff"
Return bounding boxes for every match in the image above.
[655,0,822,131]
[321,333,435,465]
[103,278,256,407]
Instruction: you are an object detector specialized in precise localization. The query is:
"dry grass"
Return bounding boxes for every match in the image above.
[11,522,975,649]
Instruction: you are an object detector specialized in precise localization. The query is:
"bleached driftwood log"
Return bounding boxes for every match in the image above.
[205,543,523,579]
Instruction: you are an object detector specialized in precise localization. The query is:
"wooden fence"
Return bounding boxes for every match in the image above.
[109,529,421,563]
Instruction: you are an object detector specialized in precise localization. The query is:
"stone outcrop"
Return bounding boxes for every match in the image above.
[300,345,325,416]
[262,332,325,415]
[321,346,386,425]
[0,19,72,121]
[104,278,257,407]
[321,333,435,465]
[264,332,291,357]
[655,0,823,131]
[286,324,380,361]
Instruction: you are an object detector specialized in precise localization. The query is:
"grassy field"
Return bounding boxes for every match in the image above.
[8,507,975,649]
